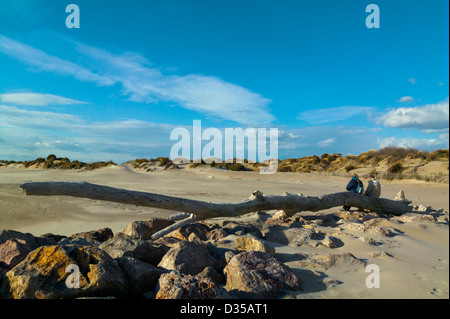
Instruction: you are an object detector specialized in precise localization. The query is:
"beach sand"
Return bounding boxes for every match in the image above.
[1,165,448,299]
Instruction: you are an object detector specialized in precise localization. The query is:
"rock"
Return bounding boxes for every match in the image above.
[224,251,236,264]
[69,227,113,243]
[272,210,289,220]
[196,266,225,284]
[360,237,379,246]
[166,222,210,241]
[296,252,365,270]
[436,215,449,224]
[212,220,263,237]
[59,237,93,247]
[224,251,302,298]
[117,256,163,296]
[323,278,342,288]
[346,222,366,232]
[320,235,342,248]
[368,251,392,258]
[413,204,432,213]
[158,240,218,275]
[155,271,221,299]
[122,218,174,240]
[99,237,169,266]
[0,230,56,250]
[263,226,317,247]
[398,213,436,223]
[235,236,275,255]
[372,226,395,237]
[346,219,396,237]
[264,216,303,228]
[0,239,32,270]
[40,233,67,242]
[5,245,127,299]
[206,228,227,242]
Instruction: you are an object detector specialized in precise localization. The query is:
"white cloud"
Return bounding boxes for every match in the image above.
[297,106,374,125]
[317,137,336,147]
[75,43,274,124]
[0,104,177,162]
[377,136,447,150]
[0,93,87,106]
[0,34,274,124]
[0,35,114,86]
[375,99,449,130]
[397,96,414,103]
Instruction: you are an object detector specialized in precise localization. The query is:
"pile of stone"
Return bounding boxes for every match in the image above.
[0,204,447,299]
[0,213,302,299]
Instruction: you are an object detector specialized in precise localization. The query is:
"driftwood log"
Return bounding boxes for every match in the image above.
[20,181,413,220]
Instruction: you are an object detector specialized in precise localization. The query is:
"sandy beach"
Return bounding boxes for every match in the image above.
[1,165,448,299]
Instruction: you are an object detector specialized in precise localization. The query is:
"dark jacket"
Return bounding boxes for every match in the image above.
[346,176,363,193]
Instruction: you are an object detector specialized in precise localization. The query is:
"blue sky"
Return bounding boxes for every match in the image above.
[0,0,448,163]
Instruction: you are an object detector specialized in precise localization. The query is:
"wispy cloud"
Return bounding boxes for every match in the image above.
[0,35,114,86]
[0,34,274,124]
[0,104,177,162]
[297,106,374,125]
[397,96,414,103]
[74,43,274,124]
[375,99,449,130]
[408,78,417,84]
[0,92,87,106]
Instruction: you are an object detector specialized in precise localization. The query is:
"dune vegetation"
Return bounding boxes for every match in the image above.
[1,147,448,182]
[0,154,116,170]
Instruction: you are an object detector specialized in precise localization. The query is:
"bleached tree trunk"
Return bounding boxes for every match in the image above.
[20,181,412,220]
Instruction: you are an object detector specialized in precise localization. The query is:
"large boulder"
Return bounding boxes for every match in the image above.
[224,251,302,298]
[155,271,221,299]
[158,240,218,275]
[121,218,174,240]
[0,239,32,270]
[4,245,127,299]
[0,230,56,250]
[99,237,169,266]
[69,227,113,243]
[235,236,275,255]
[117,256,163,297]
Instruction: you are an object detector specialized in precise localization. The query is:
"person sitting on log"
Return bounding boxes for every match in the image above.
[343,173,364,211]
[364,174,381,198]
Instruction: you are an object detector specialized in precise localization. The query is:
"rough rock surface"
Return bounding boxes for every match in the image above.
[296,252,365,270]
[122,218,174,240]
[117,256,163,296]
[4,245,127,299]
[69,227,113,243]
[0,239,32,270]
[158,240,218,275]
[235,236,275,255]
[0,230,56,250]
[155,271,221,299]
[224,251,302,298]
[99,237,169,266]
